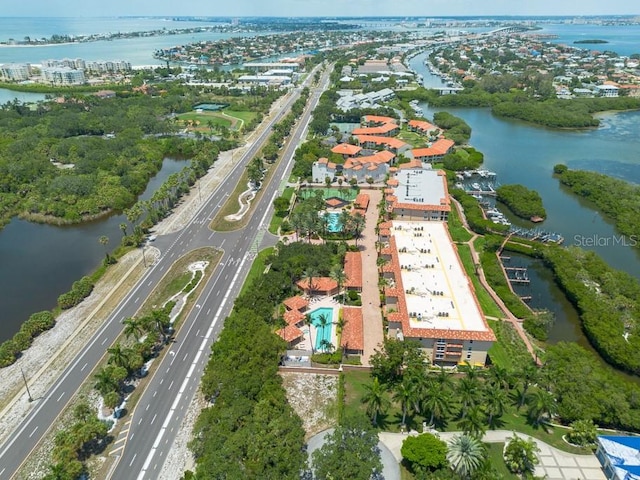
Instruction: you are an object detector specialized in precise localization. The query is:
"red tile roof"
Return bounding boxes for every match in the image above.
[341,307,364,351]
[344,251,362,289]
[355,193,370,210]
[384,235,495,342]
[284,309,306,326]
[276,325,304,343]
[352,123,399,136]
[326,198,344,208]
[331,143,362,157]
[296,277,338,295]
[356,135,407,150]
[363,115,397,125]
[412,139,455,158]
[408,119,437,132]
[283,296,309,312]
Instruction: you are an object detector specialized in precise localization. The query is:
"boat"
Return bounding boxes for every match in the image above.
[471,182,481,191]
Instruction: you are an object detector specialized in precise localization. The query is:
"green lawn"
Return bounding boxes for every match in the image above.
[448,205,473,243]
[224,109,257,124]
[486,443,518,479]
[240,247,274,296]
[268,187,294,234]
[456,244,503,318]
[344,369,591,455]
[298,186,359,201]
[176,111,233,129]
[397,130,429,148]
[487,319,532,370]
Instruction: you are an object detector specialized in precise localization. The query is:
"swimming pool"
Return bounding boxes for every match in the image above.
[310,307,334,351]
[324,212,342,233]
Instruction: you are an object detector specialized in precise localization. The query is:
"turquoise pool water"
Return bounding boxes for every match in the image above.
[310,307,334,351]
[325,212,342,233]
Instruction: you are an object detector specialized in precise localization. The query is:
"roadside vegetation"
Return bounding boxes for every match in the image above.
[189,242,347,478]
[40,248,220,480]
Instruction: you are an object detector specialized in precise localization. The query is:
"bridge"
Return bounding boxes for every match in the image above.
[487,25,533,36]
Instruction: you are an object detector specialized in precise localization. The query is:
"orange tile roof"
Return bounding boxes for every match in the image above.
[344,251,362,289]
[331,143,362,156]
[352,123,398,136]
[356,135,407,150]
[412,139,455,158]
[363,115,397,125]
[341,307,364,351]
[384,235,495,342]
[284,309,306,326]
[296,277,338,294]
[355,193,369,210]
[317,157,328,164]
[283,295,309,312]
[326,198,344,208]
[408,119,436,131]
[387,179,399,186]
[276,325,304,343]
[398,160,424,170]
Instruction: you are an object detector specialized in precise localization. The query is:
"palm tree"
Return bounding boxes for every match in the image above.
[423,380,453,427]
[107,342,130,370]
[302,267,318,298]
[329,264,347,304]
[526,389,557,428]
[457,405,487,438]
[447,434,486,479]
[317,312,330,347]
[123,317,144,342]
[147,309,171,342]
[352,212,366,247]
[98,235,110,261]
[486,365,512,392]
[457,376,482,419]
[484,387,507,428]
[361,377,389,426]
[319,339,334,353]
[304,313,315,355]
[393,377,417,427]
[339,209,352,240]
[94,367,119,395]
[517,363,539,409]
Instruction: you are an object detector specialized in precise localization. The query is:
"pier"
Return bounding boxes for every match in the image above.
[505,267,530,284]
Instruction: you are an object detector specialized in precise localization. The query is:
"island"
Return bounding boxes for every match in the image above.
[496,184,546,222]
[574,39,609,44]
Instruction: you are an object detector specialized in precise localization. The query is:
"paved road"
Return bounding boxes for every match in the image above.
[0,64,332,480]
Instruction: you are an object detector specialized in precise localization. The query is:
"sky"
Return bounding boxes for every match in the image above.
[1,0,638,18]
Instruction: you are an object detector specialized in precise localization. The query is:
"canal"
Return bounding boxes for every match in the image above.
[410,52,640,380]
[0,157,188,343]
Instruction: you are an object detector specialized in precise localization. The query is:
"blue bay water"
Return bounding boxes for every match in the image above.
[539,23,640,57]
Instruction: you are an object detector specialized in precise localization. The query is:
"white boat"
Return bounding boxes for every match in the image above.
[471,182,481,190]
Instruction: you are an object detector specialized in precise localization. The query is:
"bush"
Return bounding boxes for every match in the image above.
[312,352,342,364]
[566,419,598,446]
[401,433,448,474]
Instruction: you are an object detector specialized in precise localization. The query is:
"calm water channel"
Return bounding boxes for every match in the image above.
[0,157,188,342]
[411,53,640,377]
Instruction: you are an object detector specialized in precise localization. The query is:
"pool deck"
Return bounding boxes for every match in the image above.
[296,297,340,353]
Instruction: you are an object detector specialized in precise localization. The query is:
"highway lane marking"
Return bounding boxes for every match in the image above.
[134,296,140,304]
[153,391,157,397]
[101,337,108,345]
[208,232,215,240]
[80,362,88,372]
[138,418,143,425]
[206,308,211,316]
[168,380,174,390]
[56,392,65,402]
[129,453,137,467]
[1,468,5,476]
[28,426,39,438]
[147,280,153,286]
[150,414,157,425]
[220,239,226,248]
[183,353,188,362]
[145,404,150,411]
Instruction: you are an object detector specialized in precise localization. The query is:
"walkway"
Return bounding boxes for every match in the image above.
[307,428,400,480]
[379,430,605,480]
[451,198,539,364]
[358,188,385,366]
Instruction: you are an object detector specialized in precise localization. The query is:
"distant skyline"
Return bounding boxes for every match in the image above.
[1,0,638,18]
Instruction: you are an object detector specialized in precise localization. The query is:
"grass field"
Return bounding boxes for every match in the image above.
[448,204,473,243]
[176,111,233,129]
[240,247,274,296]
[268,186,295,234]
[343,369,590,455]
[456,243,503,318]
[397,130,429,148]
[298,186,359,201]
